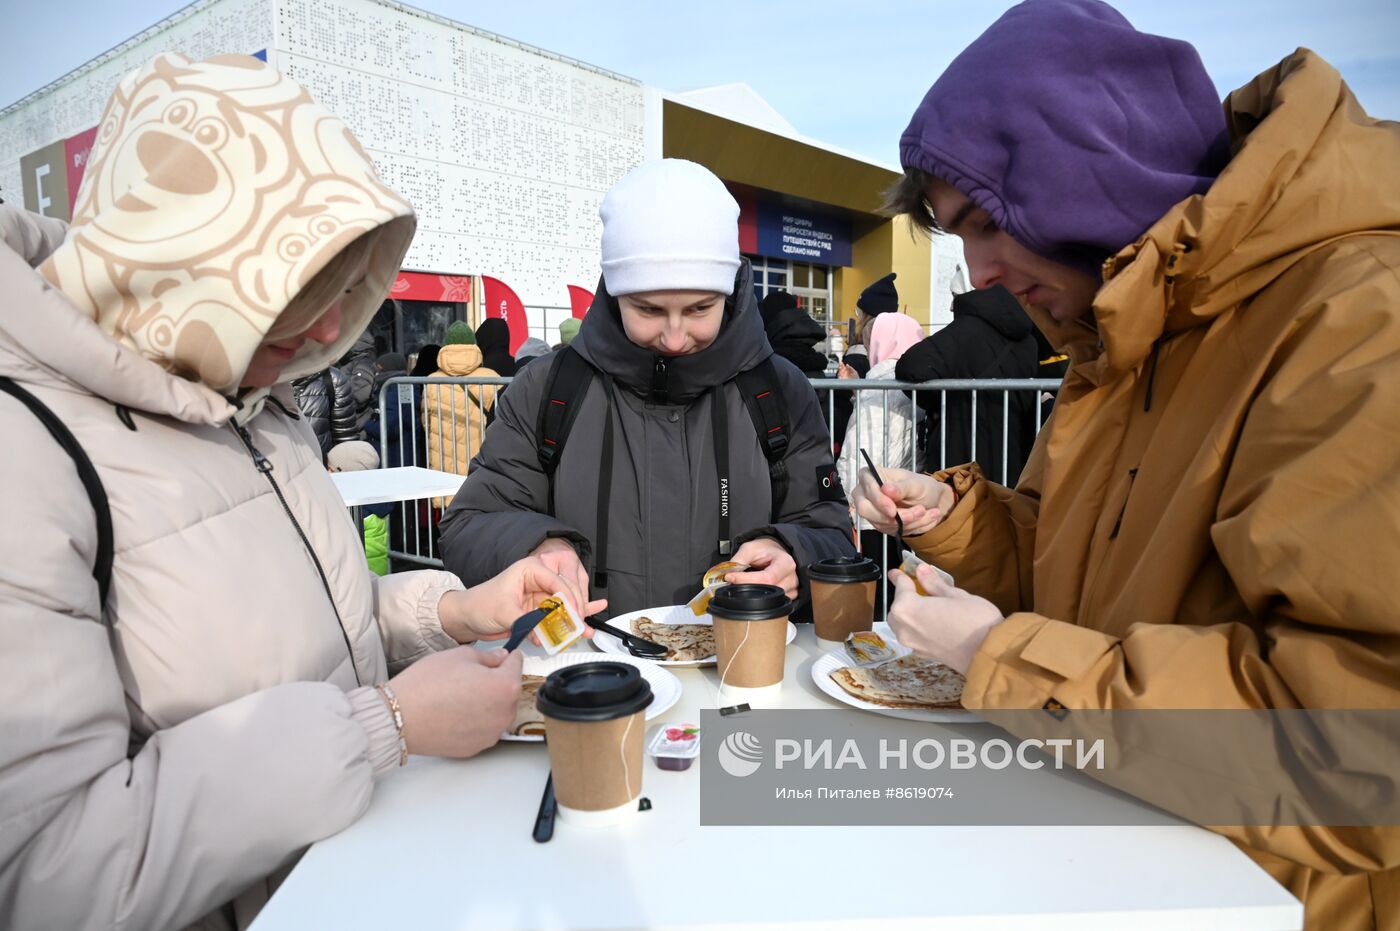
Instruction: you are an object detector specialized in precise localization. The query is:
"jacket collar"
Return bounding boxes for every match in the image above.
[570,260,773,404]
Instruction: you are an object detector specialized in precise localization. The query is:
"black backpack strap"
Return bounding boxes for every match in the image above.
[465,385,485,415]
[0,377,113,616]
[734,357,791,521]
[535,347,595,516]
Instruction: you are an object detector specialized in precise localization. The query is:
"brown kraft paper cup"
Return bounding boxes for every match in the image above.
[811,579,878,641]
[542,710,646,812]
[713,616,788,688]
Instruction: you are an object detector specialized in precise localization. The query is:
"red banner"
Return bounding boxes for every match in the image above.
[729,182,760,255]
[480,275,529,354]
[389,271,473,303]
[63,126,99,215]
[566,285,594,319]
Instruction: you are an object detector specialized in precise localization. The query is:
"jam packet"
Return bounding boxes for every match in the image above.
[686,560,750,616]
[899,550,955,595]
[842,631,911,668]
[534,593,586,655]
[648,723,702,771]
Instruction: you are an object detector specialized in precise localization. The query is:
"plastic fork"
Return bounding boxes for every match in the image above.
[589,617,668,658]
[503,607,550,652]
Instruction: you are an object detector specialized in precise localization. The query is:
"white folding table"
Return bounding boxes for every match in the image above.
[252,626,1302,930]
[330,465,465,508]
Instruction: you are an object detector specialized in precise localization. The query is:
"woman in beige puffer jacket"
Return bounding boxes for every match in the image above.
[0,54,598,931]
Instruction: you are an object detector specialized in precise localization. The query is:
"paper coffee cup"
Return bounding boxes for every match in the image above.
[716,681,785,708]
[808,556,881,646]
[537,662,653,827]
[710,584,792,703]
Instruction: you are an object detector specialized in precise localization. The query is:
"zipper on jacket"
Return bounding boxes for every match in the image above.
[1143,341,1163,413]
[232,422,362,686]
[650,358,668,404]
[1109,468,1139,540]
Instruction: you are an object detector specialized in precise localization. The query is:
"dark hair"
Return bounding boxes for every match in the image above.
[410,344,441,377]
[475,317,510,352]
[882,166,939,236]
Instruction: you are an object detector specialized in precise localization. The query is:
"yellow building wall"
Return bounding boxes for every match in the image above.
[834,218,931,328]
[890,215,932,327]
[663,98,931,329]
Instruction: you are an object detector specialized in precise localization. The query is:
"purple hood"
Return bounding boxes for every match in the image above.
[900,0,1230,277]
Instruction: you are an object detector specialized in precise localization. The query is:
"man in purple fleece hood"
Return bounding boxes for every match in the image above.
[859,2,1400,925]
[889,0,1230,321]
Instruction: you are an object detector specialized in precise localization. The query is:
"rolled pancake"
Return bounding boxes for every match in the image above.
[830,655,965,709]
[511,674,547,736]
[634,616,715,662]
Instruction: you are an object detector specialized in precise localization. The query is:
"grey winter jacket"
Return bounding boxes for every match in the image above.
[439,263,855,617]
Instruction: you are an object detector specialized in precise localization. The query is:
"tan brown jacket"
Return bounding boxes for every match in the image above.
[912,51,1400,929]
[423,343,497,505]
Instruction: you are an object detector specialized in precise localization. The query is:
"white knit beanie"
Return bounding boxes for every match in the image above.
[600,159,740,297]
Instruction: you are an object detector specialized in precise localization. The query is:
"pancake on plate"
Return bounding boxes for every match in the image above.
[830,655,965,709]
[633,616,715,662]
[510,674,547,736]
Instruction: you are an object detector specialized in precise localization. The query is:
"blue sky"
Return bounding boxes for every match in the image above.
[2,0,1397,164]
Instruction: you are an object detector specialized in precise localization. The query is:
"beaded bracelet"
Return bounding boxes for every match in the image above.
[374,683,408,767]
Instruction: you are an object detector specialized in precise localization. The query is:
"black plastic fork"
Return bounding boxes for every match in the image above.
[503,607,550,652]
[588,617,668,659]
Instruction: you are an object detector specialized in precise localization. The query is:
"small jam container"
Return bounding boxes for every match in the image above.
[535,593,586,655]
[899,550,955,595]
[686,561,751,616]
[843,631,911,668]
[648,723,702,771]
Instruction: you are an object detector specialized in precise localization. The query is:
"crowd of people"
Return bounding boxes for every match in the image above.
[2,1,1397,928]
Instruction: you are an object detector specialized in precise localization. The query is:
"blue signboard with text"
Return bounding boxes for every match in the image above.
[754,202,852,267]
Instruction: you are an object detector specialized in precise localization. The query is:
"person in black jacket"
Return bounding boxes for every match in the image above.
[292,365,357,459]
[365,352,407,468]
[894,285,1040,484]
[327,366,360,448]
[335,331,377,439]
[372,351,406,401]
[475,318,517,377]
[828,275,892,455]
[410,343,440,378]
[759,291,827,377]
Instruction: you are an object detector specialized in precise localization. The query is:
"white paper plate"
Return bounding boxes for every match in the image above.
[811,633,979,724]
[500,651,682,742]
[592,604,797,667]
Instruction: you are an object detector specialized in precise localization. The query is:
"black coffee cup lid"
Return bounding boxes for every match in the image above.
[536,662,654,722]
[709,583,792,621]
[808,555,881,583]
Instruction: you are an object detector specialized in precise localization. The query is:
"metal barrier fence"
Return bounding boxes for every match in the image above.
[373,375,510,568]
[373,374,1060,616]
